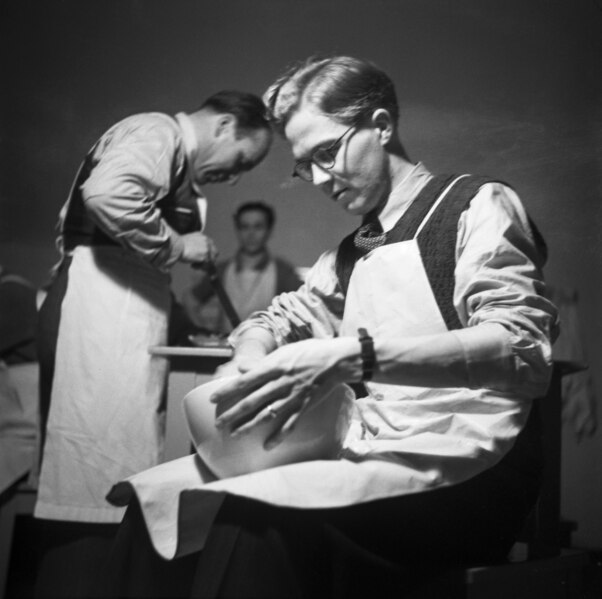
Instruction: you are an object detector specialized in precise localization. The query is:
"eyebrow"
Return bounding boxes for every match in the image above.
[296,135,339,162]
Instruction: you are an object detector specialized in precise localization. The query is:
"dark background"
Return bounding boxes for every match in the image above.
[1,0,601,547]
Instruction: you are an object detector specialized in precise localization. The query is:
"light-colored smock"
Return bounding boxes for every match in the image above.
[108,164,557,557]
[182,253,303,334]
[35,112,205,523]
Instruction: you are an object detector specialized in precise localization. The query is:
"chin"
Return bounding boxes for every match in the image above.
[344,200,369,216]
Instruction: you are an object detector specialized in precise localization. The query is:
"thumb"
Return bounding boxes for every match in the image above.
[237,356,262,373]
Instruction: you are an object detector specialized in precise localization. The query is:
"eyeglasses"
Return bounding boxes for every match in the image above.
[292,125,356,182]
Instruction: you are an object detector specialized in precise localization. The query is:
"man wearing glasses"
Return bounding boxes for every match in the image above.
[106,57,558,598]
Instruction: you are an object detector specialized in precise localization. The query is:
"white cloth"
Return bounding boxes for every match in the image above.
[108,169,557,558]
[223,260,277,322]
[35,246,170,523]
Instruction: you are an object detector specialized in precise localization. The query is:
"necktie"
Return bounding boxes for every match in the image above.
[353,218,387,254]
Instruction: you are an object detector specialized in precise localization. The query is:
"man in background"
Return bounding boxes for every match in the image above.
[181,201,302,335]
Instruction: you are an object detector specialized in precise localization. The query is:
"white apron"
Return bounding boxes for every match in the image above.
[108,181,529,557]
[35,246,170,523]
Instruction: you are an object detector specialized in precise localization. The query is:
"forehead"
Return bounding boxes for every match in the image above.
[238,209,268,224]
[284,107,347,159]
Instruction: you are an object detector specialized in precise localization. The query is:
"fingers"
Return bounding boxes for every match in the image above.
[225,397,290,438]
[213,376,289,432]
[213,360,241,379]
[182,232,219,265]
[210,367,280,407]
[216,383,314,450]
[236,356,262,373]
[264,395,311,449]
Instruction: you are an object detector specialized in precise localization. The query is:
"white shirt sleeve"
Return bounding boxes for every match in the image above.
[80,116,185,269]
[451,182,558,397]
[229,249,345,347]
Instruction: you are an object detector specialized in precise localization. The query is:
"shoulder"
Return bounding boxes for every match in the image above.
[96,113,181,157]
[432,175,530,233]
[87,113,183,190]
[467,180,532,232]
[105,112,178,136]
[458,179,546,266]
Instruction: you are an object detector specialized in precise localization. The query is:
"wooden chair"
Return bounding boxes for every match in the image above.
[451,360,589,598]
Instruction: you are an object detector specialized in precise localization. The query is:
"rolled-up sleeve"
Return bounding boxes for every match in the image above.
[230,250,345,348]
[81,119,184,269]
[451,183,559,398]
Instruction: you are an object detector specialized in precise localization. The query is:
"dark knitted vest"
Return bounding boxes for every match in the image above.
[335,174,506,331]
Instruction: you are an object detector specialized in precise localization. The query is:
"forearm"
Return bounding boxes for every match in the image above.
[372,323,507,388]
[231,326,278,359]
[84,192,183,268]
[372,321,551,398]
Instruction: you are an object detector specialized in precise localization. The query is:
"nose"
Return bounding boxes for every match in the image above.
[310,163,333,186]
[227,173,241,186]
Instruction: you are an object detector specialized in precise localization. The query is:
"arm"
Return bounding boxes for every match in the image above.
[213,184,557,441]
[361,183,556,395]
[81,116,215,270]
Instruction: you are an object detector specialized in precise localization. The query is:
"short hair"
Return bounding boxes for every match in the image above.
[201,90,271,133]
[233,201,275,230]
[264,56,399,135]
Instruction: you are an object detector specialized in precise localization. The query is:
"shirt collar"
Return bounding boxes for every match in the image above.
[378,162,433,232]
[234,250,271,272]
[175,112,208,232]
[175,112,205,198]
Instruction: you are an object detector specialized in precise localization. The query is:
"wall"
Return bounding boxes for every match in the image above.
[1,0,601,547]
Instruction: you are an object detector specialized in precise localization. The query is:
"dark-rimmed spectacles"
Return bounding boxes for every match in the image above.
[292,125,356,182]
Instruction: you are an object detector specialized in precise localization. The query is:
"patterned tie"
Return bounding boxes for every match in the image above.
[353,217,387,254]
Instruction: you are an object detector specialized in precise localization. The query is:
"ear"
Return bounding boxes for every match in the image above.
[214,113,237,138]
[370,109,394,146]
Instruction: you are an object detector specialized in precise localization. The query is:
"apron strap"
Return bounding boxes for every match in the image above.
[416,175,500,330]
[335,174,457,297]
[336,174,530,331]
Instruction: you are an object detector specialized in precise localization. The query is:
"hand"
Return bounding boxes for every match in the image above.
[213,338,271,379]
[210,337,360,447]
[179,232,218,265]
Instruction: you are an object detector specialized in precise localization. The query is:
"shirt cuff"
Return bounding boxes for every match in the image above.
[160,234,185,269]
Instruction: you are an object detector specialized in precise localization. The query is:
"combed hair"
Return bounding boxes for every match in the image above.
[263,56,399,135]
[201,90,271,132]
[233,201,275,229]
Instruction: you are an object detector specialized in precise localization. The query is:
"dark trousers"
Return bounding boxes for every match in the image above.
[105,439,541,599]
[33,520,119,599]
